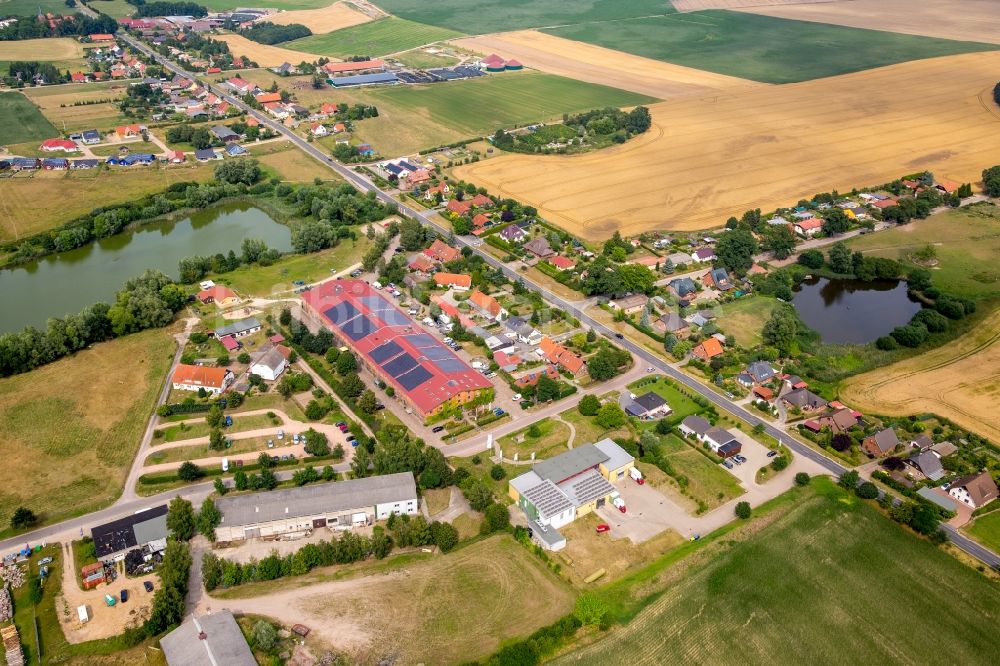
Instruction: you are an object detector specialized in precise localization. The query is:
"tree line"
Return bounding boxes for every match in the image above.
[132,1,208,18]
[240,21,311,45]
[0,13,117,41]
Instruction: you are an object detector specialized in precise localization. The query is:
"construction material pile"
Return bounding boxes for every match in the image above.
[2,623,23,666]
[0,586,11,622]
[0,565,25,589]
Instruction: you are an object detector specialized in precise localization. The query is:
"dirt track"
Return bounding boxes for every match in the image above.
[840,307,1000,443]
[737,0,1000,45]
[451,30,762,100]
[454,51,1000,238]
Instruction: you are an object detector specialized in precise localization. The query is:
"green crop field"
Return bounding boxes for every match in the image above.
[304,71,654,155]
[847,203,1000,301]
[0,91,58,145]
[554,479,1000,665]
[372,0,673,34]
[196,0,332,10]
[965,511,1000,554]
[286,17,462,58]
[0,0,72,17]
[88,0,136,18]
[544,10,1000,84]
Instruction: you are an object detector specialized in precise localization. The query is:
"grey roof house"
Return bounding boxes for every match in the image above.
[863,428,900,457]
[160,610,256,666]
[906,450,944,481]
[782,388,828,411]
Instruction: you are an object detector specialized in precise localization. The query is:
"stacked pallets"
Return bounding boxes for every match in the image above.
[0,586,11,623]
[1,623,23,666]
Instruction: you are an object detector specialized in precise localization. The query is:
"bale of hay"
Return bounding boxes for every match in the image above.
[584,568,606,583]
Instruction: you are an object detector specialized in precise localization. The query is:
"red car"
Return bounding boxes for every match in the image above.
[595,524,611,534]
[618,505,627,514]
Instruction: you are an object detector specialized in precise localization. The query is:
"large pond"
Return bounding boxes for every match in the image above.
[0,202,292,333]
[792,276,923,344]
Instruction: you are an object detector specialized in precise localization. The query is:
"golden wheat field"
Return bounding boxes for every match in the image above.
[212,33,322,67]
[671,0,829,11]
[454,52,1000,239]
[0,37,86,60]
[268,1,373,33]
[451,30,761,100]
[738,0,1000,45]
[841,307,1000,443]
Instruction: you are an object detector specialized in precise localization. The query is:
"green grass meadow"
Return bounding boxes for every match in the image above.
[0,0,73,17]
[287,17,463,58]
[544,10,1000,83]
[555,478,1000,665]
[965,511,1000,554]
[0,91,58,145]
[371,0,673,34]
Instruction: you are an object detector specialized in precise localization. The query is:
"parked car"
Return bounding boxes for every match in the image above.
[734,455,747,464]
[596,524,611,534]
[120,589,128,603]
[766,450,778,458]
[224,415,233,427]
[432,426,445,433]
[732,456,743,465]
[335,421,347,427]
[722,459,734,469]
[512,393,522,402]
[277,429,284,440]
[38,557,53,566]
[143,581,154,593]
[615,333,624,339]
[267,439,274,448]
[612,496,626,513]
[280,455,289,461]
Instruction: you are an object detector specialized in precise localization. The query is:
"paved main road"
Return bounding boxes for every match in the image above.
[53,36,999,570]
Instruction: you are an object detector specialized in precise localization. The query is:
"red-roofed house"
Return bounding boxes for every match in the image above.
[434,272,472,291]
[219,335,240,352]
[539,336,585,375]
[469,290,506,321]
[196,285,239,307]
[39,139,78,152]
[408,253,436,274]
[472,213,490,229]
[548,256,576,271]
[514,364,560,388]
[793,217,824,237]
[424,239,461,263]
[206,66,221,74]
[433,296,476,328]
[71,72,87,83]
[447,199,473,216]
[493,350,522,371]
[172,364,234,394]
[225,77,253,94]
[254,92,281,104]
[871,198,898,210]
[319,102,338,116]
[301,279,491,419]
[692,337,724,361]
[409,169,431,185]
[469,193,493,208]
[169,150,185,163]
[425,182,449,201]
[115,124,145,137]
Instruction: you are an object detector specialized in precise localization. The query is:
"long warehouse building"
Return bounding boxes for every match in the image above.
[213,472,418,542]
[302,279,493,419]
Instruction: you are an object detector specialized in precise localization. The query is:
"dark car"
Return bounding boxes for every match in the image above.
[615,333,624,339]
[432,426,445,433]
[767,450,778,458]
[120,589,128,603]
[143,581,154,593]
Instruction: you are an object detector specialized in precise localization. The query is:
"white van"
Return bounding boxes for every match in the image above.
[221,458,229,472]
[372,281,383,290]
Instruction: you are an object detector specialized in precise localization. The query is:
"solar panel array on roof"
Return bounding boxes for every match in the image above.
[383,353,418,378]
[378,309,412,326]
[358,295,387,311]
[421,347,453,362]
[433,358,467,374]
[397,365,433,390]
[324,301,359,325]
[405,333,437,348]
[369,340,403,364]
[340,316,378,341]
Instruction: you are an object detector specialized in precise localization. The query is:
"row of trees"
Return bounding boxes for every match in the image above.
[0,13,117,41]
[133,1,208,17]
[178,235,280,283]
[240,21,311,44]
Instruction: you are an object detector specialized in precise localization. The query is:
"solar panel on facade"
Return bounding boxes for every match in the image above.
[433,358,467,374]
[369,340,403,364]
[339,315,378,341]
[396,365,433,390]
[382,353,418,377]
[324,301,360,325]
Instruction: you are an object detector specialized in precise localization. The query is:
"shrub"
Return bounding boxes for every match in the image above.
[769,455,789,472]
[838,470,860,489]
[856,481,879,499]
[735,501,751,519]
[10,507,37,529]
[578,394,601,416]
[490,464,507,481]
[251,619,278,651]
[794,472,810,486]
[177,461,204,481]
[574,593,609,626]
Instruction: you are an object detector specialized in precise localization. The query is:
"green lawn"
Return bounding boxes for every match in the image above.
[498,417,571,460]
[965,511,1000,554]
[372,0,673,34]
[88,0,135,18]
[391,48,459,69]
[628,375,703,422]
[558,405,631,446]
[555,479,1000,665]
[715,296,780,348]
[657,432,743,510]
[0,91,58,145]
[0,0,71,16]
[847,203,1000,301]
[156,412,279,443]
[90,141,161,157]
[286,17,463,58]
[544,10,1000,84]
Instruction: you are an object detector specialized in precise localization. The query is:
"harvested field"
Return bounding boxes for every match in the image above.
[206,536,574,664]
[0,328,175,530]
[454,52,1000,239]
[738,0,1000,45]
[552,480,1000,666]
[212,33,323,67]
[0,37,85,60]
[451,30,759,100]
[23,80,131,131]
[840,306,1000,444]
[672,0,832,11]
[543,10,999,84]
[268,1,373,33]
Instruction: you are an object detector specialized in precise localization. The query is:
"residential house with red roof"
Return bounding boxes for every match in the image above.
[434,272,472,291]
[539,336,585,375]
[446,198,473,216]
[254,92,281,104]
[469,290,506,321]
[172,364,234,395]
[469,193,493,208]
[691,337,724,361]
[793,217,824,237]
[424,239,461,263]
[424,182,449,201]
[196,285,239,307]
[548,256,576,271]
[39,139,78,152]
[408,254,436,274]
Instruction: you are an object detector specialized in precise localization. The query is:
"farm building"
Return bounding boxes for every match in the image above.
[508,439,634,550]
[91,505,168,561]
[214,317,261,339]
[301,280,492,419]
[161,610,256,666]
[328,72,399,87]
[322,59,386,75]
[213,473,418,541]
[172,364,234,394]
[249,346,288,381]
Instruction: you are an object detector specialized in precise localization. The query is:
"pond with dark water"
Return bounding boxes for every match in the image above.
[0,202,291,333]
[791,276,922,344]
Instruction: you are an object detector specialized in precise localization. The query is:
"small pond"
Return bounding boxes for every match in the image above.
[0,202,292,333]
[791,276,922,344]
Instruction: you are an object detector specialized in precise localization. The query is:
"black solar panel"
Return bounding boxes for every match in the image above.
[378,309,412,326]
[422,347,453,361]
[382,352,418,377]
[369,340,403,364]
[339,315,377,341]
[397,365,433,390]
[434,358,467,374]
[324,301,360,325]
[405,333,437,349]
[358,295,387,311]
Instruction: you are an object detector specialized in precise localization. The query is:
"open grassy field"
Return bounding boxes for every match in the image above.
[0,328,175,531]
[0,163,216,242]
[372,0,673,34]
[0,91,58,145]
[553,479,1000,665]
[846,204,1000,301]
[212,236,373,296]
[286,17,460,57]
[965,511,1000,553]
[23,80,131,132]
[391,47,459,69]
[88,0,136,18]
[252,141,327,181]
[498,417,571,460]
[0,0,73,17]
[628,376,703,422]
[715,295,780,348]
[558,405,631,445]
[452,30,758,100]
[738,0,1000,45]
[840,305,1000,443]
[212,32,324,67]
[657,432,743,509]
[90,141,160,156]
[0,37,86,61]
[544,10,999,84]
[199,0,335,9]
[267,0,372,33]
[454,51,1000,239]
